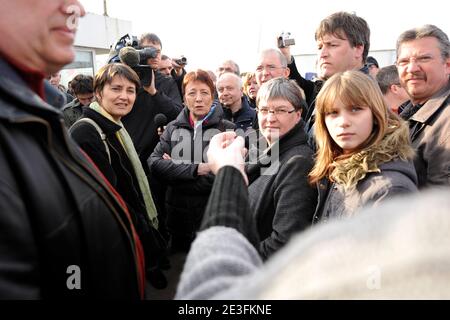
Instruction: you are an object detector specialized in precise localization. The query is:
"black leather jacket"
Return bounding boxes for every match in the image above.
[0,58,144,299]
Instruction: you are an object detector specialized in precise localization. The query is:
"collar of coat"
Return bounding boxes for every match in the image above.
[247,120,308,171]
[329,120,414,189]
[174,100,223,129]
[406,81,450,124]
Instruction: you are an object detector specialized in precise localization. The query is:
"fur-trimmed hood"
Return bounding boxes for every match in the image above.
[330,120,415,189]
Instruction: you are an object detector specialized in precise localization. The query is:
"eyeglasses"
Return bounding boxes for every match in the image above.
[255,65,285,73]
[257,108,296,116]
[396,55,434,67]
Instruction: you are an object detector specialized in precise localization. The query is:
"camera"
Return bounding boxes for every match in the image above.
[277,32,296,48]
[108,34,158,87]
[108,34,159,64]
[173,56,188,66]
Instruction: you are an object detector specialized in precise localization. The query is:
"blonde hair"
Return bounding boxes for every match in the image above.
[242,72,256,97]
[309,70,402,184]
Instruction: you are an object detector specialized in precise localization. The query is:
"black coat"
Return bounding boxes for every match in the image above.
[69,108,164,268]
[0,58,142,299]
[70,108,147,224]
[246,120,317,259]
[150,104,235,245]
[222,97,257,131]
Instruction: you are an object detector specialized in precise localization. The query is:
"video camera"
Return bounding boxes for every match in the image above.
[277,32,296,48]
[108,34,158,86]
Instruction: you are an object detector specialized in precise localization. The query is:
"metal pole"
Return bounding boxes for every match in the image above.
[103,0,109,16]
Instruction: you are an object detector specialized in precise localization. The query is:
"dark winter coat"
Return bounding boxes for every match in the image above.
[70,108,163,269]
[150,103,235,246]
[313,122,418,223]
[62,98,84,128]
[400,82,450,188]
[222,97,257,131]
[246,120,317,259]
[0,58,143,299]
[70,108,148,225]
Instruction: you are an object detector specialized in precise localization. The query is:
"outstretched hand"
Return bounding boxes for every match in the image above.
[207,132,248,185]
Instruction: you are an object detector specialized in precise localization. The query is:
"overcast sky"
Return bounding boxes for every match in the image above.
[79,0,449,73]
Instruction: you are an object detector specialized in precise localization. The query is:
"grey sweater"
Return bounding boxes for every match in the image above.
[176,167,450,299]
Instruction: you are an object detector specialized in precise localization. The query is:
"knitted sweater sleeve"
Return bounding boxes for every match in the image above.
[200,166,260,247]
[175,226,262,299]
[176,166,263,299]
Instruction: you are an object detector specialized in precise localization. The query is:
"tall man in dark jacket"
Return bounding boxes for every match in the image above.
[122,32,183,165]
[0,0,145,299]
[280,12,371,126]
[121,33,184,247]
[397,25,450,188]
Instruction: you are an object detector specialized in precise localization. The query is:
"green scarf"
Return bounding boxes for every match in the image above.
[90,102,159,228]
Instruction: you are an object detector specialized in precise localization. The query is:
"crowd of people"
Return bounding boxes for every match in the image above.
[1,0,449,299]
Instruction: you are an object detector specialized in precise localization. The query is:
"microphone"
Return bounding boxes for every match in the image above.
[154,113,168,136]
[154,113,167,129]
[119,46,140,67]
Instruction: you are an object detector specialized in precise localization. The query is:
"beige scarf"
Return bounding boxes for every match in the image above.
[90,102,159,228]
[330,121,415,190]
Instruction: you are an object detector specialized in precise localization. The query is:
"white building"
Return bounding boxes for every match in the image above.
[60,13,132,88]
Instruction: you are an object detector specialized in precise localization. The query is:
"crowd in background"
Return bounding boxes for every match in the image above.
[1,0,449,299]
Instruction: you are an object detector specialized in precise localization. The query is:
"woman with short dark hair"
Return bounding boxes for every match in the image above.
[247,77,317,259]
[70,63,165,288]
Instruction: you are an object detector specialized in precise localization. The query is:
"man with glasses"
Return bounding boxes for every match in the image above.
[255,48,291,87]
[253,48,299,130]
[376,65,410,114]
[397,24,450,188]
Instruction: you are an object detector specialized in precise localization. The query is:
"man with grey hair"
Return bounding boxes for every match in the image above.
[216,72,256,131]
[397,24,450,188]
[0,0,144,299]
[255,48,290,87]
[216,59,240,77]
[376,65,410,114]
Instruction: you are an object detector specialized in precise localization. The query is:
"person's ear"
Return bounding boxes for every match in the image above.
[444,56,450,75]
[355,44,364,61]
[284,67,290,78]
[95,90,102,103]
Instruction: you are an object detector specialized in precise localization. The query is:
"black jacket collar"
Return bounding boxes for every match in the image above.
[173,100,223,128]
[222,97,255,121]
[81,107,122,136]
[0,58,64,122]
[248,120,308,167]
